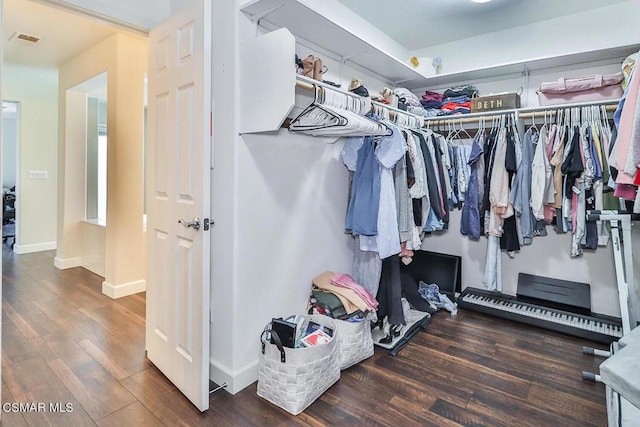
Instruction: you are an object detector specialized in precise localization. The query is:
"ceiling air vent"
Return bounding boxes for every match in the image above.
[9,32,41,44]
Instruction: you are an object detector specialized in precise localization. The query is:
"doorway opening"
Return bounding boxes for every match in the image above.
[2,101,18,249]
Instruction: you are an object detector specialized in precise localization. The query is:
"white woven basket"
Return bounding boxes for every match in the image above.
[257,315,340,415]
[335,318,374,370]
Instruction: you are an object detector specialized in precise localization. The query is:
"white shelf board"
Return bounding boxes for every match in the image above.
[422,45,639,88]
[240,0,430,87]
[239,28,297,133]
[241,0,639,90]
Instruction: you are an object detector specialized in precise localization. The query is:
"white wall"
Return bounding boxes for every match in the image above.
[3,63,58,253]
[209,0,241,390]
[82,221,105,276]
[411,1,640,75]
[57,33,147,299]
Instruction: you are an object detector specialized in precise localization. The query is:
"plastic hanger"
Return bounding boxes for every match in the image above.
[456,118,473,141]
[289,86,345,131]
[289,85,391,137]
[529,111,539,134]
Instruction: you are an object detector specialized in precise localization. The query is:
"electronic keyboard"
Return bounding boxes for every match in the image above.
[458,287,623,344]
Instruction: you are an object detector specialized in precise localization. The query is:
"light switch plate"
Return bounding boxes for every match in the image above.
[29,170,48,179]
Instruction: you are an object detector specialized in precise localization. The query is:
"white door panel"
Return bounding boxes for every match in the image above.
[146,0,211,412]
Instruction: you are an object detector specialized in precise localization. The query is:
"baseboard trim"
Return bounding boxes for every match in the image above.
[102,279,146,299]
[14,241,57,254]
[54,256,82,269]
[209,358,258,395]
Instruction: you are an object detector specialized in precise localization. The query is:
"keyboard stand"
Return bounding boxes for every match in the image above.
[582,211,639,383]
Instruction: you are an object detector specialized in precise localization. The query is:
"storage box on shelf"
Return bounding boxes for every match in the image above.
[471,93,521,113]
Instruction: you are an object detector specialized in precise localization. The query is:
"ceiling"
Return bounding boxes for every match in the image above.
[3,0,630,68]
[336,0,628,51]
[3,0,125,68]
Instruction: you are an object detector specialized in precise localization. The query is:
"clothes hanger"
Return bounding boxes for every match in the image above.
[446,118,456,140]
[456,117,473,141]
[540,110,548,131]
[529,111,539,134]
[289,85,345,132]
[290,85,390,137]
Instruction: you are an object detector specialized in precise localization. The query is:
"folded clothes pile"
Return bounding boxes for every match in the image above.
[422,90,443,102]
[309,271,378,321]
[444,85,478,99]
[394,87,422,108]
[419,87,478,116]
[440,95,472,115]
[419,90,445,115]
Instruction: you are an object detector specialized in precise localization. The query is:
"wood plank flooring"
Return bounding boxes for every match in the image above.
[2,247,608,426]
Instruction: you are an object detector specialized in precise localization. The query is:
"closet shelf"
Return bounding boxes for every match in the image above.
[239,25,622,134]
[240,0,638,91]
[420,45,640,89]
[240,0,430,88]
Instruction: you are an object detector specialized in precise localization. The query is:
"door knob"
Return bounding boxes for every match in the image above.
[178,217,200,231]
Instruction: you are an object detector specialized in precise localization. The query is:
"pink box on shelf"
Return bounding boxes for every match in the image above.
[537,72,624,106]
[538,85,623,106]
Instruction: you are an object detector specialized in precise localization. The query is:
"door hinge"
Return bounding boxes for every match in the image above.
[204,218,211,231]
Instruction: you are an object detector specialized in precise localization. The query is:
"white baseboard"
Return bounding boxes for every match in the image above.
[102,279,146,299]
[54,256,82,269]
[209,358,258,395]
[14,241,57,254]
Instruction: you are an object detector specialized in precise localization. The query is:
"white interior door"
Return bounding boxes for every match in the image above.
[146,0,211,411]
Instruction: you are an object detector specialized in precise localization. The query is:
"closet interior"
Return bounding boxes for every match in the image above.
[238,0,640,422]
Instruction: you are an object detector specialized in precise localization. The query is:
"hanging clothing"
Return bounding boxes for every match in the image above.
[511,128,537,245]
[405,131,428,199]
[460,134,484,239]
[417,132,445,223]
[343,136,380,235]
[561,127,584,199]
[352,243,382,298]
[455,143,473,203]
[613,59,640,187]
[359,122,406,258]
[377,256,405,326]
[549,126,567,209]
[431,134,451,230]
[393,150,413,243]
[531,126,554,221]
[488,128,512,236]
[483,235,502,291]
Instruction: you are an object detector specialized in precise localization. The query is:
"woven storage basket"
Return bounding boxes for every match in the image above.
[257,315,340,415]
[335,318,374,370]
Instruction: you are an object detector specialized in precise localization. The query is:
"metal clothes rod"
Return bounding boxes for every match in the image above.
[425,114,512,126]
[423,102,619,126]
[518,98,620,113]
[519,104,617,119]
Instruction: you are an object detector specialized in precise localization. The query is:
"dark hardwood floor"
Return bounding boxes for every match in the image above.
[2,246,608,426]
